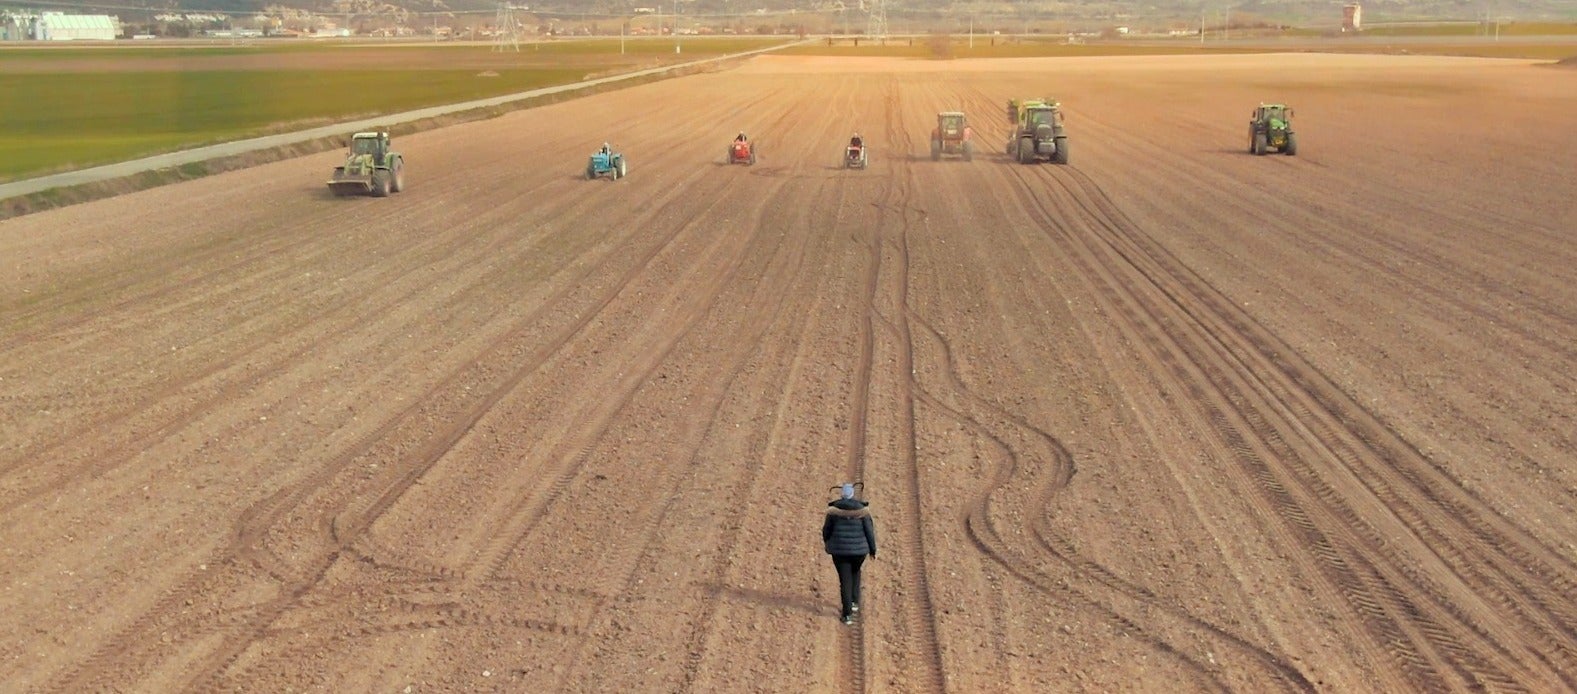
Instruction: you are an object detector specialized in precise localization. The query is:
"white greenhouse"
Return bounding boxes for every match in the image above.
[34,13,119,40]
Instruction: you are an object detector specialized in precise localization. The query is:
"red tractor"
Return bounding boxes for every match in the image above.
[930,111,974,161]
[727,137,758,166]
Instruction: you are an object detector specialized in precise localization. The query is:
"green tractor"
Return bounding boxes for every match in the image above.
[327,131,405,197]
[1248,104,1297,156]
[1007,98,1069,165]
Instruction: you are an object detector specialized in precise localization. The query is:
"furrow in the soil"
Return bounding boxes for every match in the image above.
[45,154,742,691]
[678,193,843,690]
[1007,159,1570,688]
[1053,165,1577,684]
[1074,116,1576,370]
[843,182,880,694]
[461,173,771,588]
[513,80,872,693]
[995,163,1437,691]
[0,189,616,512]
[905,302,1304,690]
[458,82,837,605]
[673,80,871,693]
[876,81,949,694]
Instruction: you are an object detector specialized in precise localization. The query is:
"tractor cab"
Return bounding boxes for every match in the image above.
[938,112,967,138]
[1019,99,1064,128]
[1253,105,1292,129]
[350,132,390,162]
[351,133,386,152]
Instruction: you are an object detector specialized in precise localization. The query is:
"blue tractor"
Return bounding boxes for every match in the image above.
[586,143,628,181]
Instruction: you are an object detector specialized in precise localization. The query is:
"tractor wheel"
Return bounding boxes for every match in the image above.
[1017,137,1035,164]
[1052,137,1069,165]
[1284,133,1298,156]
[371,170,390,197]
[587,165,596,180]
[1253,133,1268,156]
[390,162,404,193]
[962,140,973,162]
[617,158,628,178]
[931,139,942,161]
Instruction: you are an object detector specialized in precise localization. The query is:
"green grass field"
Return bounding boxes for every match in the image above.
[0,36,786,62]
[0,69,582,180]
[0,37,788,182]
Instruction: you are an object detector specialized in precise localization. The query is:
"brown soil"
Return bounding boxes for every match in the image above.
[2,54,1574,693]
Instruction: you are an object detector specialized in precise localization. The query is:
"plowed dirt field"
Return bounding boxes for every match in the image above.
[3,53,1575,693]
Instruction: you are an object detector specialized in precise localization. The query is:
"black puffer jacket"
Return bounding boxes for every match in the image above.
[823,498,876,557]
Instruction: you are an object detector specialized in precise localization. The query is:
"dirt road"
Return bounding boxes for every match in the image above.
[2,53,1574,692]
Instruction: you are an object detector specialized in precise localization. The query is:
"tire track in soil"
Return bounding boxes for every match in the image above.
[0,186,617,513]
[1002,157,1571,690]
[1059,161,1577,646]
[0,81,789,475]
[44,155,743,692]
[919,382,1236,693]
[209,581,589,691]
[224,168,766,684]
[895,97,1302,687]
[386,85,835,691]
[1001,166,1477,691]
[1074,124,1577,465]
[902,304,1314,693]
[0,77,779,377]
[233,148,742,587]
[1076,116,1577,368]
[461,177,791,591]
[840,119,882,694]
[670,182,839,693]
[456,79,820,599]
[664,78,865,693]
[1050,165,1577,685]
[862,77,949,694]
[0,207,372,350]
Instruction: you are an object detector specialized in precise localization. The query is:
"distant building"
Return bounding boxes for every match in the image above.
[2,13,27,40]
[34,12,119,40]
[1342,3,1362,32]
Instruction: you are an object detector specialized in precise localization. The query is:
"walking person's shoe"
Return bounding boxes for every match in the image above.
[841,613,855,626]
[851,603,860,614]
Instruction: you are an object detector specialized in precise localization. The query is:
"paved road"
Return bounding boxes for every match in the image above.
[0,40,800,201]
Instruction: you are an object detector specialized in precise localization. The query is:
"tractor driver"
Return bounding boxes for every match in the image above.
[735,132,748,144]
[601,142,611,155]
[850,133,863,150]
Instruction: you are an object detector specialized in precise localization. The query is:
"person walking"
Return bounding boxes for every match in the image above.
[823,483,877,625]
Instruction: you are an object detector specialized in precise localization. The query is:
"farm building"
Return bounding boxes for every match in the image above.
[33,12,120,40]
[2,11,31,39]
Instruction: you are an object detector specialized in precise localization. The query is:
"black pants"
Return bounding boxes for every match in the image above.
[832,554,866,617]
